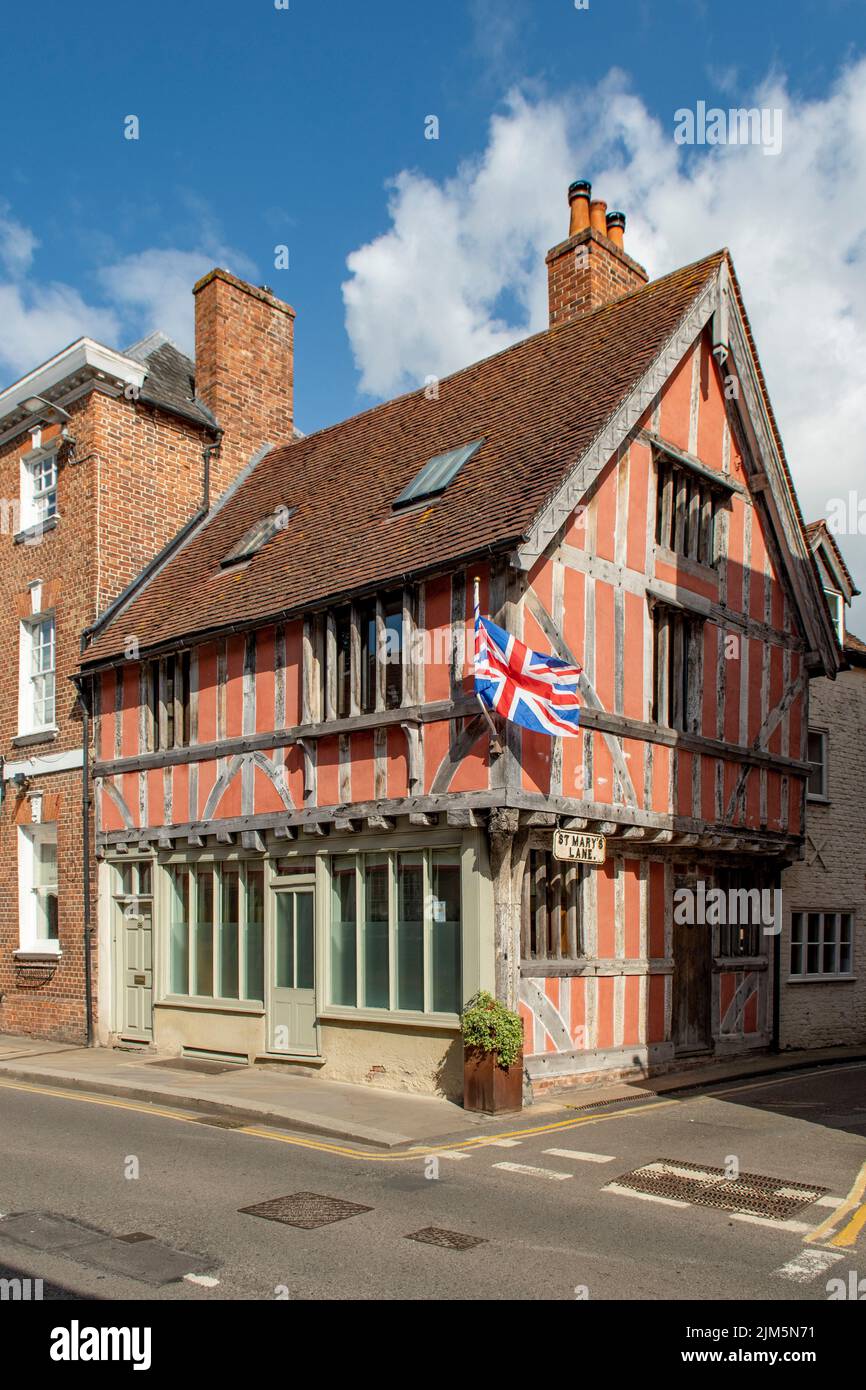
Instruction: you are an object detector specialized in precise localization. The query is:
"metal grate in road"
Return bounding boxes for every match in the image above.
[608,1159,826,1219]
[405,1227,487,1251]
[238,1192,373,1229]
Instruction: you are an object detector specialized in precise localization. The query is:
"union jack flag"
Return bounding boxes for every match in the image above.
[473,581,583,737]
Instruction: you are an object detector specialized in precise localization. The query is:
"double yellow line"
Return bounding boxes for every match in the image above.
[0,1075,675,1161]
[805,1160,866,1250]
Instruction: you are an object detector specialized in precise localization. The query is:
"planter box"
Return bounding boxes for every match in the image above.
[463,1046,524,1113]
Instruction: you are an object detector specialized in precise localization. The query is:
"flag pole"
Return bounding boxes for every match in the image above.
[473,576,503,755]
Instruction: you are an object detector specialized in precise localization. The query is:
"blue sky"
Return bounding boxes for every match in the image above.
[2,0,866,611]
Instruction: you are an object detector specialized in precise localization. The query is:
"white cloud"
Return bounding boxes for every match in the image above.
[99,242,257,353]
[343,64,866,625]
[99,249,228,353]
[0,211,256,382]
[0,282,121,379]
[0,207,38,277]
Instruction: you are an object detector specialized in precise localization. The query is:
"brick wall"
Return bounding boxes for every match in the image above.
[780,661,866,1048]
[0,770,94,1041]
[193,268,295,494]
[0,389,212,1041]
[0,272,296,1041]
[547,227,648,327]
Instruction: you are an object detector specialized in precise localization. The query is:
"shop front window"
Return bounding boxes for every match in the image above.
[167,860,265,1003]
[329,849,462,1015]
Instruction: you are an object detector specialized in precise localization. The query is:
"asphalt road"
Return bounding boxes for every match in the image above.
[1,1060,865,1302]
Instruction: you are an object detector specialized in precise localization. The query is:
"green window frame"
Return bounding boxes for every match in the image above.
[328,848,462,1016]
[167,860,265,1003]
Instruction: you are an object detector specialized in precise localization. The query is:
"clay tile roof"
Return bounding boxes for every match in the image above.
[843,629,866,665]
[83,250,725,665]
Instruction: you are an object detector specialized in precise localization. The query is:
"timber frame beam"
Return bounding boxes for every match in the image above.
[95,788,802,859]
[93,695,811,781]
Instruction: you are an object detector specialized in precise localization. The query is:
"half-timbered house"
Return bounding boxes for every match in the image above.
[77,182,839,1100]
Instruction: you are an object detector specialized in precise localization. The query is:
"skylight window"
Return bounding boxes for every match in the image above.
[220,507,296,568]
[392,438,485,510]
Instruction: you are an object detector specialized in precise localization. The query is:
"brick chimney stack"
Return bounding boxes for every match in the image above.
[547,180,648,328]
[193,268,295,496]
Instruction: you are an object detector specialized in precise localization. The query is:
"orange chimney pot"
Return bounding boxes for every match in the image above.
[590,199,608,235]
[606,211,626,249]
[568,180,592,237]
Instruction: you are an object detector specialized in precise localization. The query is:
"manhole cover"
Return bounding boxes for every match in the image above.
[405,1227,486,1251]
[148,1058,240,1075]
[238,1193,373,1229]
[608,1159,826,1219]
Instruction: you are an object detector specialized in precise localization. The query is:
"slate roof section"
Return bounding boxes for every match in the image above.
[124,331,217,430]
[83,251,726,665]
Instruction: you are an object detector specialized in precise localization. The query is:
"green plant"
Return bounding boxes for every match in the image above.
[460,991,524,1069]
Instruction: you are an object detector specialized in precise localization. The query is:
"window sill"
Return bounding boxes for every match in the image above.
[806,794,831,805]
[787,974,856,985]
[13,516,59,546]
[12,727,59,748]
[14,947,62,961]
[654,545,719,584]
[156,995,265,1016]
[320,1007,460,1031]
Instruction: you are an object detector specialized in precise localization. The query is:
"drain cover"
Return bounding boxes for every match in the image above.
[609,1159,826,1219]
[238,1193,373,1229]
[0,1212,106,1252]
[405,1227,486,1251]
[75,1237,212,1286]
[117,1233,155,1243]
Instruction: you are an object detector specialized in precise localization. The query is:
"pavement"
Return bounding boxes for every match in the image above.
[0,1031,863,1148]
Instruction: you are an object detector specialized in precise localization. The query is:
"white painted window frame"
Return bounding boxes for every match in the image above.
[822,587,844,646]
[19,442,59,533]
[806,726,829,802]
[17,822,60,954]
[789,910,855,981]
[18,608,56,736]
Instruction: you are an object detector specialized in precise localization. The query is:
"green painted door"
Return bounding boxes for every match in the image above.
[121,904,153,1041]
[268,888,317,1055]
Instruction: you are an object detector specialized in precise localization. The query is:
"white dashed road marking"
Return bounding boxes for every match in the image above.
[484,1138,523,1148]
[493,1162,572,1181]
[604,1183,689,1209]
[437,1151,473,1161]
[730,1213,816,1234]
[543,1148,616,1164]
[773,1250,844,1284]
[184,1274,220,1288]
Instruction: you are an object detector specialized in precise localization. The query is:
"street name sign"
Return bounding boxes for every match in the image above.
[552,829,607,865]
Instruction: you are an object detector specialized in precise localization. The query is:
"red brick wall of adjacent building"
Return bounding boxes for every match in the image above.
[0,272,296,1041]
